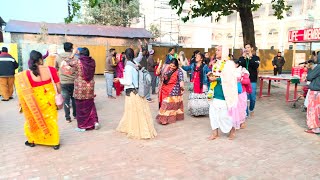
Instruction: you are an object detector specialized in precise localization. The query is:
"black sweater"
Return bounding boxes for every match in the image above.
[238,55,260,82]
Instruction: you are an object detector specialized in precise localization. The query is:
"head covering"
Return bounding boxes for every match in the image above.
[149,49,155,55]
[79,55,95,82]
[219,45,238,108]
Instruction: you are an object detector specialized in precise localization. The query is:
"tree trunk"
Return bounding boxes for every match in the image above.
[239,2,256,49]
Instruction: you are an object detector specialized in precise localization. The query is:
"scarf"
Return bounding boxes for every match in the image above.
[163,68,177,85]
[79,55,95,82]
[193,63,204,89]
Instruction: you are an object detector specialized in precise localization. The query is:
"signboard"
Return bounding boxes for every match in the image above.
[295,53,306,66]
[288,28,320,42]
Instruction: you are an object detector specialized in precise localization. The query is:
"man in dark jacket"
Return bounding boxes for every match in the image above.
[0,47,18,101]
[272,52,285,76]
[238,44,260,117]
[147,49,157,95]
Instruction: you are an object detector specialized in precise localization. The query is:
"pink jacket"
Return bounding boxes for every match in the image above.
[241,73,252,93]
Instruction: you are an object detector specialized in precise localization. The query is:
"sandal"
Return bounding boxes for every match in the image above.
[25,141,35,147]
[304,129,320,134]
[53,144,60,150]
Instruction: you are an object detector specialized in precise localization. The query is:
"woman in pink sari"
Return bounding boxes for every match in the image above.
[114,53,124,96]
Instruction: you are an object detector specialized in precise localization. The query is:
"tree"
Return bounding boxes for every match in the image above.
[168,0,291,49]
[65,0,98,23]
[148,24,161,39]
[66,0,140,27]
[82,0,140,27]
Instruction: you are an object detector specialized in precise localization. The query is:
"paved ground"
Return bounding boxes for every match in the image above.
[0,76,319,180]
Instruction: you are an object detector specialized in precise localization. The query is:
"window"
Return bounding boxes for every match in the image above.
[227,33,233,39]
[269,29,278,36]
[239,32,243,37]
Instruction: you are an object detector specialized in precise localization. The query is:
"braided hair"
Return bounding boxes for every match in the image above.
[29,50,43,76]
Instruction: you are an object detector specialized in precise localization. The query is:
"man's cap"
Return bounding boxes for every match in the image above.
[149,49,155,55]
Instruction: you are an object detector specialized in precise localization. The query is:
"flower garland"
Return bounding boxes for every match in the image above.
[208,60,227,99]
[212,60,226,74]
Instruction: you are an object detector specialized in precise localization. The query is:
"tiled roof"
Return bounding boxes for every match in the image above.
[4,20,153,39]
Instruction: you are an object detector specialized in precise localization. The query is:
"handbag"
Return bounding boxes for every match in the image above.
[48,67,64,110]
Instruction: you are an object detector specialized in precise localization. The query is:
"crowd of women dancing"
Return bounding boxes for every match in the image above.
[15,41,319,150]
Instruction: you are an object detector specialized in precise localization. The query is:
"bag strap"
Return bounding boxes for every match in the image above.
[47,67,58,94]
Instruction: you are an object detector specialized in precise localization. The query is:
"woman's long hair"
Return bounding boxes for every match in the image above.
[125,48,134,61]
[29,50,43,76]
[193,53,205,89]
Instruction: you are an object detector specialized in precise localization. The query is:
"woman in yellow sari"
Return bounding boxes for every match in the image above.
[15,50,61,150]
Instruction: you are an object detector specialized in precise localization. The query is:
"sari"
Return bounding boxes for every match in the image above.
[71,56,99,130]
[306,90,320,129]
[15,70,59,146]
[156,68,184,125]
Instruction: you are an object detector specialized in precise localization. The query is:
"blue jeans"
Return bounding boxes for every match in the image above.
[61,84,76,120]
[105,73,114,97]
[246,82,257,116]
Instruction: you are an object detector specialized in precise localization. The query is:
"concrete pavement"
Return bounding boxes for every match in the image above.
[0,76,319,179]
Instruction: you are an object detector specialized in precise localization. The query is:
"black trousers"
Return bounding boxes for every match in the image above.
[274,67,283,76]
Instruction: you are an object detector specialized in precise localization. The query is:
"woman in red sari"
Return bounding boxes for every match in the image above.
[156,58,185,125]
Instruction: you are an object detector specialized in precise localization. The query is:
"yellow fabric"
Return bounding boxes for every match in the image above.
[117,92,157,139]
[44,55,57,67]
[15,71,59,146]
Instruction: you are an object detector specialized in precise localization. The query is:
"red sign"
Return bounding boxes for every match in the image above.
[288,28,320,42]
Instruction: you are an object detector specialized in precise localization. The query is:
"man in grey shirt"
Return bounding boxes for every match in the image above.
[55,42,77,123]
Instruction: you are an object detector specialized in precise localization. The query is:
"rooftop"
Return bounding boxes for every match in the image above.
[4,20,153,39]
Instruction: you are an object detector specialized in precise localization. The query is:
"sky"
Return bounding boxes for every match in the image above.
[0,0,69,23]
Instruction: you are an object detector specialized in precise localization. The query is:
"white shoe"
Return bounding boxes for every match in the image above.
[94,122,100,130]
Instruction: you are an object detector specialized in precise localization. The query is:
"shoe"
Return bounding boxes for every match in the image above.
[25,141,35,147]
[1,99,9,101]
[108,96,116,99]
[75,128,86,132]
[146,99,154,103]
[53,144,60,150]
[94,122,100,130]
[9,97,13,99]
[249,111,254,117]
[66,119,72,123]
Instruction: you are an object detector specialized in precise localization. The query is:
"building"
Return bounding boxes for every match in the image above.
[133,0,320,51]
[4,20,152,46]
[0,17,6,43]
[3,20,153,73]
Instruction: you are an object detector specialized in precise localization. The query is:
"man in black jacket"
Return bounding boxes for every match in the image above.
[238,44,260,117]
[272,52,285,76]
[0,47,18,101]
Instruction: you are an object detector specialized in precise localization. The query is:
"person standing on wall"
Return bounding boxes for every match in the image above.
[105,48,117,99]
[272,51,285,81]
[238,44,260,117]
[0,47,18,101]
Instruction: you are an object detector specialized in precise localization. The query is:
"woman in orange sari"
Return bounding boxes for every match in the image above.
[156,58,185,125]
[15,50,61,150]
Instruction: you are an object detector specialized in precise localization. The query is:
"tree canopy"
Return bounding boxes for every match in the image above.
[80,0,140,27]
[168,0,291,48]
[65,0,140,27]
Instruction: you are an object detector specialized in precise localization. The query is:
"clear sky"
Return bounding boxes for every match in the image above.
[0,0,68,23]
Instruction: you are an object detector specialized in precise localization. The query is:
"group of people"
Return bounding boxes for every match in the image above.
[1,40,318,150]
